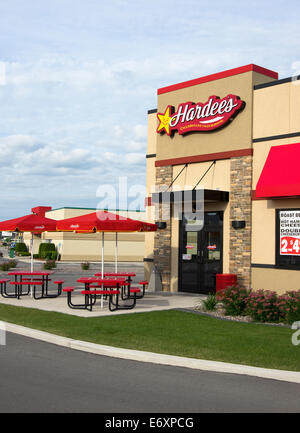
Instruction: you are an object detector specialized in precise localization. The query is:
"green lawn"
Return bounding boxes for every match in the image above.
[0,303,299,371]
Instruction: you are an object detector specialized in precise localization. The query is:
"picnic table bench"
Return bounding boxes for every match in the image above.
[63,277,142,312]
[1,272,64,300]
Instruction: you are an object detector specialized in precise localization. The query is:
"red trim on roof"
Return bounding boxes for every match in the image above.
[157,64,278,95]
[155,148,253,167]
[256,143,300,198]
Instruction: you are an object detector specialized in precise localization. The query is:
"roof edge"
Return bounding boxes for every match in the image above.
[157,64,278,95]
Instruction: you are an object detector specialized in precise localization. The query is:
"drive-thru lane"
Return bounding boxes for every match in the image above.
[0,332,300,413]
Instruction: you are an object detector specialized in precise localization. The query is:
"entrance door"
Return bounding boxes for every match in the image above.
[179,212,223,294]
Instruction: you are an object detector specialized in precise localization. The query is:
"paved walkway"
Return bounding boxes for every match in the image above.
[0,257,202,316]
[0,290,201,317]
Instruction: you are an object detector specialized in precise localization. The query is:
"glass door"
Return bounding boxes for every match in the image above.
[179,212,223,294]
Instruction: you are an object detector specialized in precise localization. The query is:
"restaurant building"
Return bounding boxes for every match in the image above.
[144,64,300,294]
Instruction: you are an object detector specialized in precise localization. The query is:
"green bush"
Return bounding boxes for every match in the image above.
[18,252,31,257]
[33,254,39,259]
[8,260,17,268]
[202,293,217,311]
[15,243,28,254]
[216,286,249,316]
[50,251,58,261]
[38,243,56,259]
[245,290,282,323]
[284,291,300,325]
[245,290,300,324]
[0,261,17,271]
[217,288,300,324]
[43,259,56,270]
[81,262,90,270]
[0,263,11,271]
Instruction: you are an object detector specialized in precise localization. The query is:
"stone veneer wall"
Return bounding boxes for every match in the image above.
[153,156,253,292]
[153,165,173,291]
[229,155,253,288]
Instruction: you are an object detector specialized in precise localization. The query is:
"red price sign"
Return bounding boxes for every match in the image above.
[280,236,300,255]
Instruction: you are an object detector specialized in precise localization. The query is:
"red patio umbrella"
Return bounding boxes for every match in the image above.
[56,210,157,273]
[0,214,57,272]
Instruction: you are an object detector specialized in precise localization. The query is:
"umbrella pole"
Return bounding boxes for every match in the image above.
[30,233,34,297]
[115,232,118,273]
[101,231,104,309]
[30,233,34,273]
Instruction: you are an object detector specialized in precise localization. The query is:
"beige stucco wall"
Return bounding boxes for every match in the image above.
[251,79,300,292]
[252,267,300,293]
[252,79,300,262]
[253,81,300,139]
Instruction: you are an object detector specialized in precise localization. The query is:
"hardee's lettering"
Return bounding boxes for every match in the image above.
[157,94,245,136]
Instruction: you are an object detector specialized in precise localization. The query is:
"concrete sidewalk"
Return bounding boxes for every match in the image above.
[0,291,201,317]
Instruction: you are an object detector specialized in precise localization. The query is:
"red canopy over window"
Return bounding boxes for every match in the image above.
[256,143,300,199]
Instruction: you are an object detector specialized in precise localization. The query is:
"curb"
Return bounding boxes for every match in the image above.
[3,322,300,384]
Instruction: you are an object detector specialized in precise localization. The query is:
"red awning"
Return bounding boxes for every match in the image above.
[56,211,157,233]
[256,143,300,198]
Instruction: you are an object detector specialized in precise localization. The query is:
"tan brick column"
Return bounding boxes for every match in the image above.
[153,165,172,291]
[229,155,252,288]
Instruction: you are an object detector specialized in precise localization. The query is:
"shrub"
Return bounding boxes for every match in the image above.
[15,242,28,254]
[0,261,17,271]
[0,262,11,271]
[202,293,217,311]
[245,290,283,323]
[216,286,249,316]
[81,262,90,271]
[18,252,31,257]
[279,291,300,325]
[43,259,56,270]
[38,243,56,259]
[50,251,58,261]
[33,254,39,259]
[8,260,17,268]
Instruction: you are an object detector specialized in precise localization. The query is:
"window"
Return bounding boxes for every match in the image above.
[276,209,300,269]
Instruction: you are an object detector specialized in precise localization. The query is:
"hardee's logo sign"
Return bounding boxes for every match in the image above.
[157,94,245,136]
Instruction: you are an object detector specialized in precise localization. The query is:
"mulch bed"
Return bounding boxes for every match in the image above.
[176,305,290,328]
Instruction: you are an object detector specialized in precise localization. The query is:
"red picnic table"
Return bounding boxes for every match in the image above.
[6,271,64,300]
[94,273,136,299]
[94,273,149,300]
[63,277,141,312]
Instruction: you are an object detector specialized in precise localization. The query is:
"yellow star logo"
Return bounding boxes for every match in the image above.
[157,106,173,135]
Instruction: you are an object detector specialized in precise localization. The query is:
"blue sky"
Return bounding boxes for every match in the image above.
[0,0,299,219]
